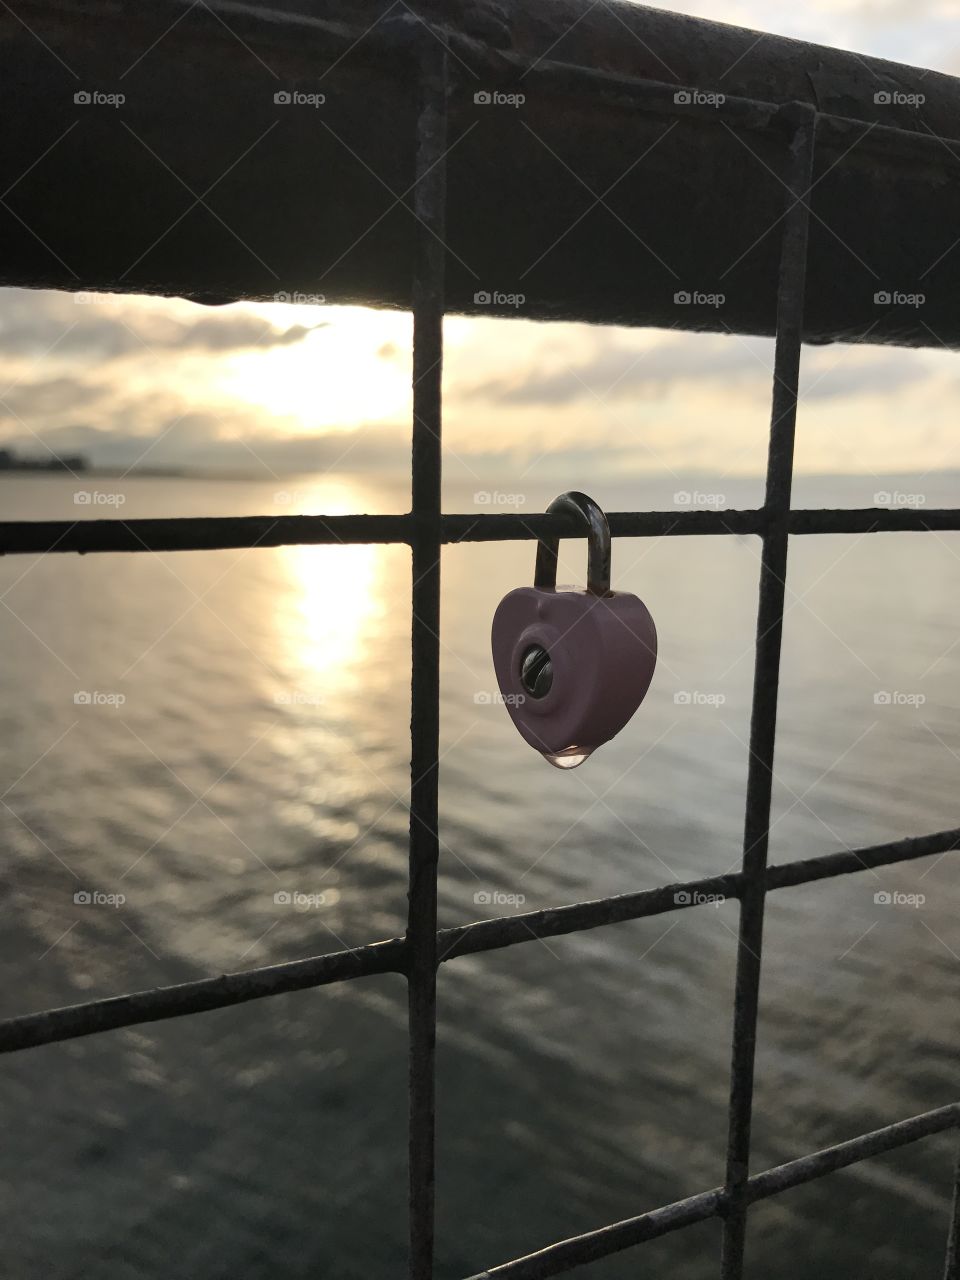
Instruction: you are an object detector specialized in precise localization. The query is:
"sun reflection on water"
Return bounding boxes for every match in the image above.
[277,541,387,694]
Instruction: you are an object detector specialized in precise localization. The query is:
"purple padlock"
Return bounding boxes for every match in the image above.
[491,492,657,769]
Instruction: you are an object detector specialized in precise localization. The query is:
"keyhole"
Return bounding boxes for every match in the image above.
[520,644,553,699]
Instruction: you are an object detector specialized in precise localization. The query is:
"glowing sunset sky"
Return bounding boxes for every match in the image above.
[1,0,958,482]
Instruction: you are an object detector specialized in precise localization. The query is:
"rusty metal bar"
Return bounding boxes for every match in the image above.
[0,826,956,1056]
[462,1104,960,1280]
[946,1142,960,1280]
[406,39,448,1280]
[443,824,960,962]
[0,937,407,1053]
[3,506,960,557]
[1,1,959,345]
[721,105,817,1280]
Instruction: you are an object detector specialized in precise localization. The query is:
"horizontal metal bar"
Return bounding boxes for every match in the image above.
[462,1103,960,1279]
[747,1103,960,1204]
[0,936,406,1052]
[448,508,960,540]
[2,508,960,556]
[0,827,955,1055]
[504,48,960,161]
[155,0,960,157]
[437,870,742,964]
[465,1188,723,1280]
[440,831,960,965]
[766,827,960,890]
[0,514,415,555]
[6,2,960,346]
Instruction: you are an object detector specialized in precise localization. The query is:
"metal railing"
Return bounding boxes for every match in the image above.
[0,18,958,1280]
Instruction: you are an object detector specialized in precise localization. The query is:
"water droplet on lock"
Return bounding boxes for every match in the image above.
[542,745,592,770]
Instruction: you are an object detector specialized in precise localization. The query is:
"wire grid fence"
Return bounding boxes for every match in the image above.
[1,20,959,1280]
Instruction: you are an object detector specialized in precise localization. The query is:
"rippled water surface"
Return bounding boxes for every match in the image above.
[0,470,958,1279]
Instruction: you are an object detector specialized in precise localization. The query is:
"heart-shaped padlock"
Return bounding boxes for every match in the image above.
[491,492,657,768]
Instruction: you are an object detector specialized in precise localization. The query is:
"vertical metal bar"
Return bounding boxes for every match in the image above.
[407,39,449,1280]
[720,103,817,1280]
[945,1142,960,1280]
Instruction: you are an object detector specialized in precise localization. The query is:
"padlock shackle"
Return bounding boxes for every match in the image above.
[534,491,612,596]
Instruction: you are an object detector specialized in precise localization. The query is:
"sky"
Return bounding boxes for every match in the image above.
[2,0,960,483]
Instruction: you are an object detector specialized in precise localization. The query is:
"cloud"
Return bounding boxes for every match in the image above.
[0,289,324,361]
[0,376,109,422]
[0,404,412,477]
[457,332,927,408]
[458,335,764,406]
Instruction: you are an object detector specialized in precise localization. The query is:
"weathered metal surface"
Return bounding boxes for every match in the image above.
[1,0,958,345]
[460,1104,960,1280]
[1,827,957,1054]
[5,505,960,556]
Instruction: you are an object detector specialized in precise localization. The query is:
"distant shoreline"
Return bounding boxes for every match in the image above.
[0,465,252,482]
